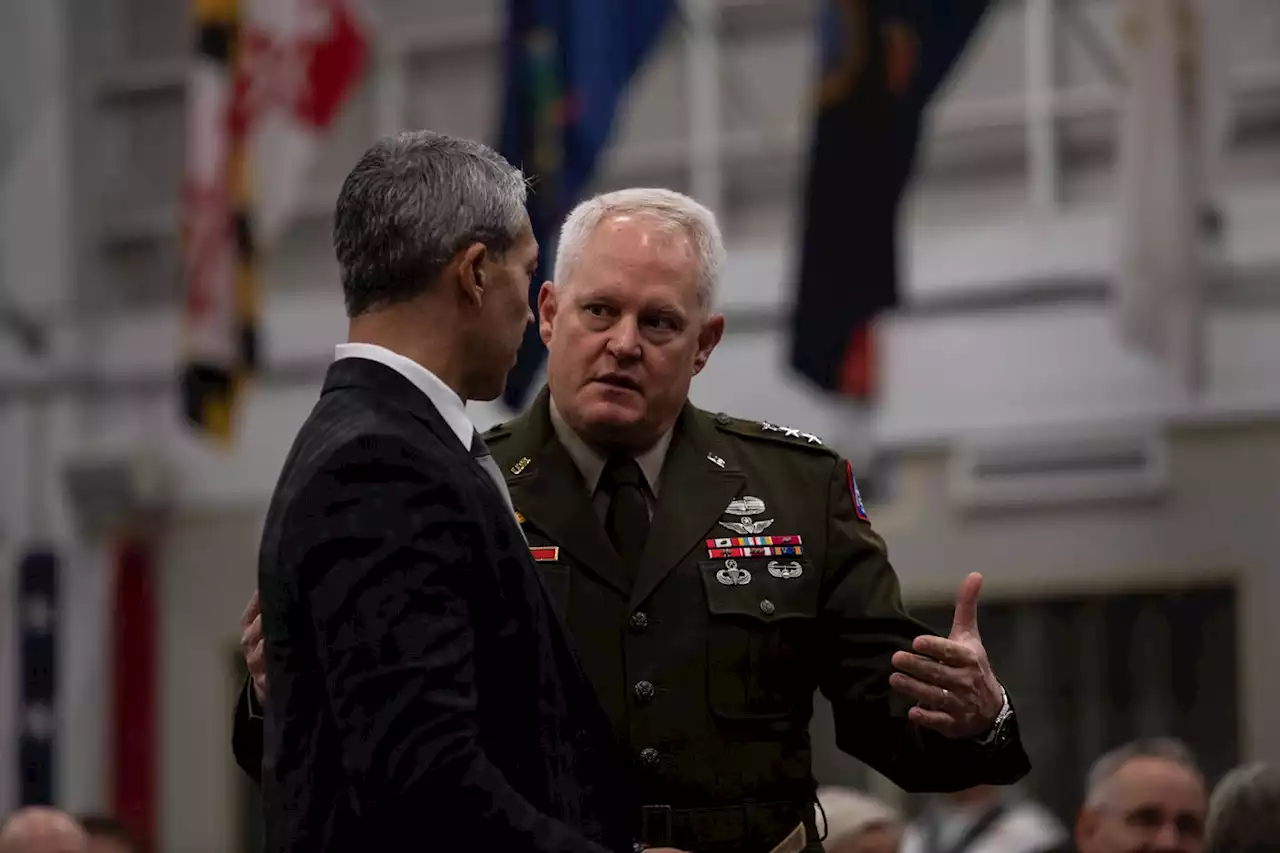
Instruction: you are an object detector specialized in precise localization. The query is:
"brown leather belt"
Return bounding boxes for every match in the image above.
[640,800,816,852]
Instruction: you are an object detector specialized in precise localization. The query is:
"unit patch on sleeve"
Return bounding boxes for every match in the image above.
[847,461,868,521]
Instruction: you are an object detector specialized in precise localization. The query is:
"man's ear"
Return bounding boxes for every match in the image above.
[692,313,725,375]
[537,281,558,346]
[1075,805,1098,853]
[456,242,488,306]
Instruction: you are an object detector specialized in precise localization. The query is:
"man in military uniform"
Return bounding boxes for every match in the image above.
[231,187,1030,852]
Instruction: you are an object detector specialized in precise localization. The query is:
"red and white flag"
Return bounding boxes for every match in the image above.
[181,0,368,440]
[234,0,369,246]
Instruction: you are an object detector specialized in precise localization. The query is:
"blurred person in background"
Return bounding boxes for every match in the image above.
[1205,762,1280,853]
[76,815,136,853]
[817,787,903,853]
[901,785,1065,853]
[253,130,640,853]
[233,185,1029,852]
[0,807,87,853]
[1075,738,1207,853]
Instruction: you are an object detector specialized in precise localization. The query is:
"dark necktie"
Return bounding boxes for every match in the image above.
[471,430,523,537]
[600,455,650,583]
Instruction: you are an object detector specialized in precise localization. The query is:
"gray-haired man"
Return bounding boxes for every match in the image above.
[1206,762,1280,853]
[1076,738,1207,853]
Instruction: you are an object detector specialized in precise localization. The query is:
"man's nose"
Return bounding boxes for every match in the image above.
[1150,822,1189,853]
[607,316,642,360]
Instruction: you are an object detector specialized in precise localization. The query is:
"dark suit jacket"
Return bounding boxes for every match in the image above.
[256,359,629,853]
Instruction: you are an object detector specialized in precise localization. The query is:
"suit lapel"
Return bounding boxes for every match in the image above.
[630,405,745,609]
[501,393,631,597]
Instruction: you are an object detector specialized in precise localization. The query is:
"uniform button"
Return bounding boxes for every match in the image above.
[638,747,660,769]
[759,599,775,615]
[634,680,655,703]
[629,611,649,632]
[716,413,732,425]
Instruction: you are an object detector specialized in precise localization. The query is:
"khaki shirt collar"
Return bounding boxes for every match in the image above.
[549,397,672,497]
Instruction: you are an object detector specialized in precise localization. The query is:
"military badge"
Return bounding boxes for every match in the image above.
[847,461,868,521]
[715,559,752,586]
[528,546,560,562]
[767,560,803,579]
[704,536,803,558]
[761,421,823,444]
[719,495,774,535]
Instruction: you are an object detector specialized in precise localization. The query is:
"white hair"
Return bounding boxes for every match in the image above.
[553,187,725,311]
[1206,762,1280,853]
[1085,738,1202,807]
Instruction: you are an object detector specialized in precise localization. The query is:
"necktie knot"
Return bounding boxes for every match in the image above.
[600,455,645,492]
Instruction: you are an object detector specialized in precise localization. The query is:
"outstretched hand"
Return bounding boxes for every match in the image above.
[889,572,1004,739]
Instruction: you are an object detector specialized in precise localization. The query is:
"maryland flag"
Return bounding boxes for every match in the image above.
[181,0,367,442]
[790,0,991,401]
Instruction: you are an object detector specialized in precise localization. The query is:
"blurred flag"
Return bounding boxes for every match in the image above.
[110,537,157,852]
[498,0,675,410]
[16,548,58,807]
[1114,0,1220,391]
[180,0,367,442]
[790,0,991,401]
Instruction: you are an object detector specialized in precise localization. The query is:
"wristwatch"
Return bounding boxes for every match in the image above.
[976,684,1012,746]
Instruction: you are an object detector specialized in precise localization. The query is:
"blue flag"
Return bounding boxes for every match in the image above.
[498,0,675,410]
[791,0,991,399]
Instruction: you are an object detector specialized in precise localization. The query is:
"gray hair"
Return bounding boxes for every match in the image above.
[1085,738,1202,807]
[1206,763,1280,853]
[553,187,725,312]
[333,130,528,317]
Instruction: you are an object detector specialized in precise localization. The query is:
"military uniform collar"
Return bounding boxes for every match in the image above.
[491,388,748,605]
[548,397,673,497]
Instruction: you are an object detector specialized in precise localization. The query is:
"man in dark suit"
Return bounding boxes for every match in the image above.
[238,186,1030,852]
[255,130,636,853]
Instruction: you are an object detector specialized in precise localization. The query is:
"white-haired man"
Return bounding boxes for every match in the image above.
[234,186,1030,852]
[1076,738,1207,853]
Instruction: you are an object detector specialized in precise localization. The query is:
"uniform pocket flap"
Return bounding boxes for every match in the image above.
[698,559,819,622]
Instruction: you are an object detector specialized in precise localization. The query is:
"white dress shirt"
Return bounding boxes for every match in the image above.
[333,343,521,529]
[335,342,475,452]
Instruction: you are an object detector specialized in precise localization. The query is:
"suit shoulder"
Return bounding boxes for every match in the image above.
[703,410,838,459]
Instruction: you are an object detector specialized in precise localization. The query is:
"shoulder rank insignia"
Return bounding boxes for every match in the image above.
[761,421,823,445]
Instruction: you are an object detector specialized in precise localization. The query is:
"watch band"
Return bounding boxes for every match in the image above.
[977,684,1011,745]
